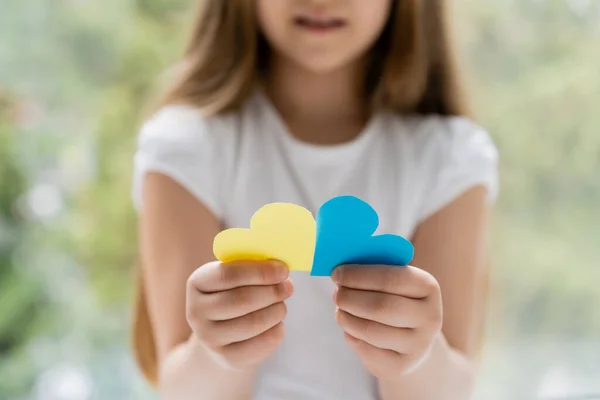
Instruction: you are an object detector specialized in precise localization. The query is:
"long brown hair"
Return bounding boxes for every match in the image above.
[133,0,470,385]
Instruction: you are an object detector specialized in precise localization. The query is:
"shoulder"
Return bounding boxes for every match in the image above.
[396,114,498,166]
[139,104,241,149]
[132,104,244,216]
[386,113,499,222]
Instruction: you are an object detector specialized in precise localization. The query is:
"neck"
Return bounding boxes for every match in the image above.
[264,55,368,127]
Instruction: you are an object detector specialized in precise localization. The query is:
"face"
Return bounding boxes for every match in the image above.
[256,0,393,74]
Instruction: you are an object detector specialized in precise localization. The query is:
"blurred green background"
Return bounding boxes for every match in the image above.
[1,0,599,399]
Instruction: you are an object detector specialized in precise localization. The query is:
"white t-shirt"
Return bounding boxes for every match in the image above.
[132,91,499,400]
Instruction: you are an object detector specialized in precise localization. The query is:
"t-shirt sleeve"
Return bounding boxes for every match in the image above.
[131,105,227,219]
[416,117,499,222]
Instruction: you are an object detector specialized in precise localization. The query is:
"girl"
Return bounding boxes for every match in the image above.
[132,1,498,399]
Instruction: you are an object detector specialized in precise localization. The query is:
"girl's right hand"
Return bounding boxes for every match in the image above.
[186,260,293,371]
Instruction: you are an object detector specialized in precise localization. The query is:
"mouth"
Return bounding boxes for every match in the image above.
[293,15,347,33]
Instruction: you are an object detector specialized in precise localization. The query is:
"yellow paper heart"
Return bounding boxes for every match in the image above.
[213,203,316,272]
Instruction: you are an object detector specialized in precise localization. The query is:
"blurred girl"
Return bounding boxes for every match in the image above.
[132,1,498,399]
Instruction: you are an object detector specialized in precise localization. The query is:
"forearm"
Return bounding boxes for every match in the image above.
[158,334,257,400]
[378,334,475,400]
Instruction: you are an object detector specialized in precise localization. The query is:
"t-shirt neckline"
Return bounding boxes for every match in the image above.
[254,89,381,158]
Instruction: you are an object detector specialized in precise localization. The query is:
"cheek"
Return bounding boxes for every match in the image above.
[256,0,288,44]
[351,0,392,48]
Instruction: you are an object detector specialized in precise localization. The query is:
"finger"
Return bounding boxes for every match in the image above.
[219,322,285,369]
[332,265,438,299]
[335,309,415,354]
[206,302,287,346]
[343,333,411,379]
[335,287,429,328]
[201,280,293,320]
[189,260,289,292]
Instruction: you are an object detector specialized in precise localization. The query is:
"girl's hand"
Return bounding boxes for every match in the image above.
[332,264,443,380]
[186,260,293,371]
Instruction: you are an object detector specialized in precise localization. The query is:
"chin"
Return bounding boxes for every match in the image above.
[293,55,355,75]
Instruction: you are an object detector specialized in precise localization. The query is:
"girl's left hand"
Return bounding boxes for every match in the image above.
[332,264,443,380]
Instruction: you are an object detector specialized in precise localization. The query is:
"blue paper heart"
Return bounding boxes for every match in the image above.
[310,195,414,277]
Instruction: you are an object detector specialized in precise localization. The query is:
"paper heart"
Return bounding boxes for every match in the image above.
[310,195,414,276]
[213,203,316,272]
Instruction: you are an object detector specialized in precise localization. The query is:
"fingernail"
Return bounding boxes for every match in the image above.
[331,267,341,283]
[275,263,289,280]
[282,280,294,295]
[332,286,339,303]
